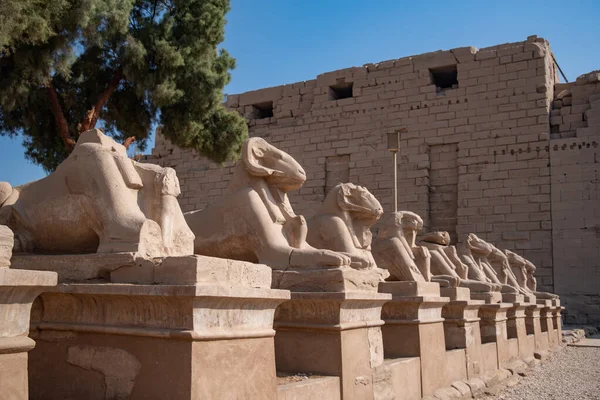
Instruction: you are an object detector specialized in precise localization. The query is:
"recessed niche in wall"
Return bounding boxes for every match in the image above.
[251,101,274,119]
[429,65,458,92]
[329,81,353,100]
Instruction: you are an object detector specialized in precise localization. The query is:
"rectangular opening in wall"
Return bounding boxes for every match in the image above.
[430,65,458,91]
[251,101,274,119]
[328,81,353,100]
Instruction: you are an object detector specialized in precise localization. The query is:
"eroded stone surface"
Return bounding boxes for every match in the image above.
[67,345,141,400]
[277,376,341,400]
[272,266,386,293]
[459,234,519,296]
[367,326,384,368]
[11,252,138,283]
[29,278,287,400]
[372,211,430,282]
[372,211,500,300]
[0,183,11,207]
[185,137,351,270]
[0,129,193,258]
[114,254,273,288]
[461,234,560,302]
[307,182,384,271]
[379,281,441,297]
[0,226,13,268]
[12,252,275,289]
[505,250,558,300]
[420,231,497,294]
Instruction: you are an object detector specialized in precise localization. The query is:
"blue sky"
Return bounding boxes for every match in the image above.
[1,0,598,186]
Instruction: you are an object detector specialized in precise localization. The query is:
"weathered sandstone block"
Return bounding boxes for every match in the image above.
[0,229,57,400]
[28,256,289,400]
[0,225,12,268]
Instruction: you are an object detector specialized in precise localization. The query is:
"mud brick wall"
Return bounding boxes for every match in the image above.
[148,37,599,323]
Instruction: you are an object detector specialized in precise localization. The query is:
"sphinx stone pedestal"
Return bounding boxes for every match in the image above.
[274,290,390,400]
[272,266,385,293]
[538,299,557,351]
[525,304,548,359]
[26,255,289,400]
[470,291,502,304]
[440,287,485,379]
[0,268,57,400]
[506,301,536,365]
[478,303,512,371]
[502,293,525,303]
[378,281,450,397]
[551,302,564,348]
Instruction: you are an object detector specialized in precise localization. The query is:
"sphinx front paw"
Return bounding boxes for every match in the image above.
[316,250,351,267]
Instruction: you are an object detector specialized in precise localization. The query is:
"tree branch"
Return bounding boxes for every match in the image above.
[151,0,159,21]
[123,136,136,149]
[78,66,123,134]
[159,0,174,14]
[46,84,76,152]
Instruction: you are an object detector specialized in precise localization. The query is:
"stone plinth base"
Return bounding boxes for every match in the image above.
[502,293,524,303]
[471,291,502,304]
[0,268,57,400]
[538,301,557,350]
[277,376,341,400]
[0,337,34,400]
[479,303,512,368]
[446,348,468,383]
[480,342,498,373]
[12,253,138,282]
[523,294,536,303]
[442,293,485,379]
[272,266,386,293]
[440,287,470,301]
[372,357,421,400]
[525,304,548,359]
[274,291,390,400]
[507,302,534,363]
[382,281,441,297]
[379,281,449,397]
[507,337,519,360]
[12,253,274,287]
[537,299,552,307]
[28,257,289,400]
[552,306,564,347]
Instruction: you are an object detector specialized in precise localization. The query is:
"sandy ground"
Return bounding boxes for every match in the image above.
[480,345,600,400]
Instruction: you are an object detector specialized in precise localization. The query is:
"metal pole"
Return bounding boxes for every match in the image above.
[393,150,398,213]
[551,54,569,83]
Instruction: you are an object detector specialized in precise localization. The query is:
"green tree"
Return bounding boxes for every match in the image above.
[0,0,247,172]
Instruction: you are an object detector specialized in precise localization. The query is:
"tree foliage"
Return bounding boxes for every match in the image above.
[0,0,247,172]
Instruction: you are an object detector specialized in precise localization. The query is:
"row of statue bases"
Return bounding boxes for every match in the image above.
[0,129,563,400]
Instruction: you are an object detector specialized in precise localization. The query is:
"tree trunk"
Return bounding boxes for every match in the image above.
[46,84,76,151]
[78,67,123,134]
